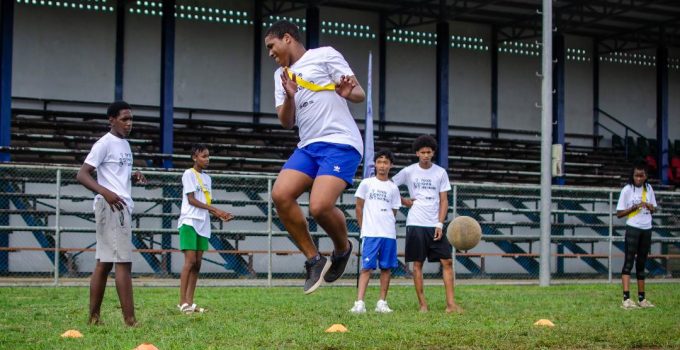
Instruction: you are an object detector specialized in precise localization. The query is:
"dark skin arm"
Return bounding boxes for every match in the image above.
[434,191,449,241]
[186,192,234,222]
[276,69,366,129]
[77,165,147,211]
[355,198,364,229]
[77,163,125,211]
[616,202,655,218]
[276,68,298,129]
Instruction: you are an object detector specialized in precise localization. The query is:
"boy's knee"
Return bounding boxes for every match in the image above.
[309,201,332,218]
[441,259,453,268]
[272,188,293,207]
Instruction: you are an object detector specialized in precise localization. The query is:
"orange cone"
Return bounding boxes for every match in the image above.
[133,343,159,350]
[533,319,555,327]
[60,329,83,338]
[325,324,349,333]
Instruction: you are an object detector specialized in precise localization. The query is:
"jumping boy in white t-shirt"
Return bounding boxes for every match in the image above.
[392,135,461,313]
[177,144,233,314]
[351,150,401,314]
[264,20,366,294]
[76,101,147,326]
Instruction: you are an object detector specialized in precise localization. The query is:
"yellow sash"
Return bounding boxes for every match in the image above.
[627,186,647,219]
[286,68,335,92]
[190,168,211,206]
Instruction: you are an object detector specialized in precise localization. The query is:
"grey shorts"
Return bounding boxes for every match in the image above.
[95,199,133,263]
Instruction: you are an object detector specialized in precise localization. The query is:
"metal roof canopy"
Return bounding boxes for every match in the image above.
[262,0,680,53]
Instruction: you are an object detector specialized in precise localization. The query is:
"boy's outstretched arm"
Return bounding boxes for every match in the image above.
[77,163,126,211]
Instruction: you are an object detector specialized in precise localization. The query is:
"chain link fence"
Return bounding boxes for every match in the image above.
[1,164,679,285]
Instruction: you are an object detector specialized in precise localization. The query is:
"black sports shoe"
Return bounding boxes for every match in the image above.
[303,255,331,294]
[324,240,353,283]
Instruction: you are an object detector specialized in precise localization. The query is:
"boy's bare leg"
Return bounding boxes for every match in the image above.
[114,262,136,326]
[89,260,113,325]
[186,251,203,305]
[412,261,428,312]
[379,269,392,301]
[272,170,316,259]
[309,175,350,253]
[357,270,372,301]
[441,258,461,313]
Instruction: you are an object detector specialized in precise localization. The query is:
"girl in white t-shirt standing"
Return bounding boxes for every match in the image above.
[177,144,233,314]
[616,163,657,309]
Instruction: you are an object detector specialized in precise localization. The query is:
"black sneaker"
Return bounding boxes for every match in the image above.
[303,255,331,294]
[324,240,353,283]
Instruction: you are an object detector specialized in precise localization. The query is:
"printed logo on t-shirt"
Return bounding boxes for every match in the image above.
[299,100,315,109]
[118,153,132,167]
[294,72,305,93]
[367,189,391,203]
[333,165,341,173]
[413,178,437,191]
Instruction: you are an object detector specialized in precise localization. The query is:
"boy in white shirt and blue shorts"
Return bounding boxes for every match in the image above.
[264,20,366,294]
[351,150,401,314]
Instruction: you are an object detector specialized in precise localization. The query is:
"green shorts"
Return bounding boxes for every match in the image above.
[179,225,209,251]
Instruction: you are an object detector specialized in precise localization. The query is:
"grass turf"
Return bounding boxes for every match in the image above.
[0,282,679,349]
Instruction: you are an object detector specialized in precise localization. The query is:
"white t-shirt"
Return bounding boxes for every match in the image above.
[84,132,134,213]
[354,177,401,239]
[274,46,363,155]
[178,169,213,238]
[616,183,657,230]
[392,163,451,227]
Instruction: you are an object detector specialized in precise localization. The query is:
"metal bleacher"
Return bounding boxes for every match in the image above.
[2,99,679,279]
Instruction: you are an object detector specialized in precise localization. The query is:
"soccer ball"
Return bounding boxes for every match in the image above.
[446,216,482,251]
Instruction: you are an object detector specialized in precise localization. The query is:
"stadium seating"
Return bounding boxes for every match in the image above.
[6,104,658,188]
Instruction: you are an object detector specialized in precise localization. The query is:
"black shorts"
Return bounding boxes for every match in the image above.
[405,226,453,263]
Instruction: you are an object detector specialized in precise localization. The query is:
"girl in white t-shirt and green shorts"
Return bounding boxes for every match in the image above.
[177,144,233,314]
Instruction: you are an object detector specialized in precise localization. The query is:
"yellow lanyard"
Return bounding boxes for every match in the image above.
[190,168,211,206]
[627,186,647,219]
[286,68,336,92]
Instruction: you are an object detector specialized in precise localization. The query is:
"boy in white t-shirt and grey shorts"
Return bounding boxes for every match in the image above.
[77,101,147,326]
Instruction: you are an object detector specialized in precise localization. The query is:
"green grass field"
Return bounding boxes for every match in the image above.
[1,282,679,349]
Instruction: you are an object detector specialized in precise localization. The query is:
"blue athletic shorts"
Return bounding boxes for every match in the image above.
[282,142,362,185]
[360,237,398,270]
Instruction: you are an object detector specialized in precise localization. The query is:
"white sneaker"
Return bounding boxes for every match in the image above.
[350,300,366,314]
[621,299,639,310]
[638,299,655,308]
[375,299,393,313]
